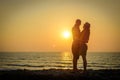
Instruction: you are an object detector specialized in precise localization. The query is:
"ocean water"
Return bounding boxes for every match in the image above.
[0,52,120,70]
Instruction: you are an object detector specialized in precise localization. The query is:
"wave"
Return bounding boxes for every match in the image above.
[6,64,44,67]
[5,63,73,68]
[54,62,72,64]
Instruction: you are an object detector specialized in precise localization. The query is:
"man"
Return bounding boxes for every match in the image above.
[72,19,81,71]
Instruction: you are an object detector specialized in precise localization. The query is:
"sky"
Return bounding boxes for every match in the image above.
[0,0,120,52]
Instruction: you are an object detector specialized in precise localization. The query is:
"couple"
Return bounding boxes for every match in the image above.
[72,19,90,72]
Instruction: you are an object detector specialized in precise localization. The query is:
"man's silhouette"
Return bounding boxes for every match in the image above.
[72,19,81,71]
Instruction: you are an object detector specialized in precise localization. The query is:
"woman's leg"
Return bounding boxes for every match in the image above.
[81,44,87,71]
[82,55,87,71]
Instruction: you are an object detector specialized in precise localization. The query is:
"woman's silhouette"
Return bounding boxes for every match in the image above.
[79,22,90,72]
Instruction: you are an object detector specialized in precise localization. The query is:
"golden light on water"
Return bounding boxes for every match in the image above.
[61,52,72,69]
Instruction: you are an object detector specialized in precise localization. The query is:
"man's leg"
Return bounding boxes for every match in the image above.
[72,43,79,71]
[73,57,78,71]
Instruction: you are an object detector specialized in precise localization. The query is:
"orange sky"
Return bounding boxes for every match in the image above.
[0,0,120,52]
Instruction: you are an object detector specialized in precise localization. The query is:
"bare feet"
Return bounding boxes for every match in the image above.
[72,68,79,72]
[82,70,87,74]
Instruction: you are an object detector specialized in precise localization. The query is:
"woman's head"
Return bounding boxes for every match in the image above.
[83,22,90,29]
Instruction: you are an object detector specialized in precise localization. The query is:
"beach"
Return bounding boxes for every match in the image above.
[0,69,120,80]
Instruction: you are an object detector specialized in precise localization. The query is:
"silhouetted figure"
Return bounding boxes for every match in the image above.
[72,19,81,71]
[72,20,90,72]
[79,22,90,72]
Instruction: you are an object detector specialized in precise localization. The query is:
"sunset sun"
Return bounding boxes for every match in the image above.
[62,31,71,39]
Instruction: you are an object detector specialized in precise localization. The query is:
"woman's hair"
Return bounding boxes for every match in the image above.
[84,22,90,29]
[80,22,90,43]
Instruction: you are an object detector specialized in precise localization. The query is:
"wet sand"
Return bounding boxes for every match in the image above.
[0,69,120,80]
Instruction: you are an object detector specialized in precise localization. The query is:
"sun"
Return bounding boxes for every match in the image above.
[62,31,71,39]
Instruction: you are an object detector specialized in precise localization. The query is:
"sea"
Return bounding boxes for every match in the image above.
[0,52,120,70]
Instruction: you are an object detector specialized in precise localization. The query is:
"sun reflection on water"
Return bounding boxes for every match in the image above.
[61,52,72,69]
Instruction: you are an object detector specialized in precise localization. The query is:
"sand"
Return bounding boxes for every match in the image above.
[0,69,120,80]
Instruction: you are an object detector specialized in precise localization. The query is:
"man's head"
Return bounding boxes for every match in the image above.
[75,19,81,26]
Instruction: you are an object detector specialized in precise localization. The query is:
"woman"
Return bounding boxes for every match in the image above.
[79,22,90,72]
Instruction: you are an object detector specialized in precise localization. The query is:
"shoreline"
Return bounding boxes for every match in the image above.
[0,69,120,80]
